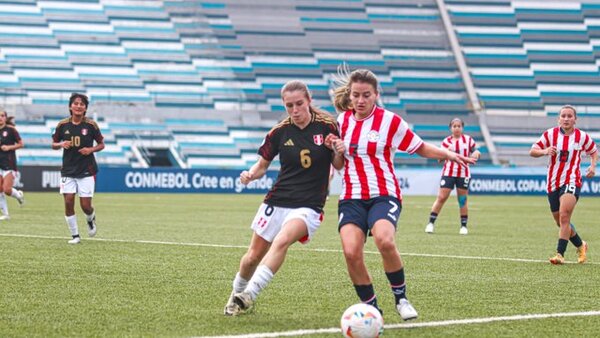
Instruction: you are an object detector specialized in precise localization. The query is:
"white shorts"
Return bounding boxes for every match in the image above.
[250,203,323,244]
[60,176,95,197]
[0,169,15,178]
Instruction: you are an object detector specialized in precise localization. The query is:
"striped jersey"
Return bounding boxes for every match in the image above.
[337,106,423,201]
[533,127,597,193]
[440,134,476,178]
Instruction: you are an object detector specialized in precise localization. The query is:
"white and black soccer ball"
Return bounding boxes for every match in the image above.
[340,303,384,338]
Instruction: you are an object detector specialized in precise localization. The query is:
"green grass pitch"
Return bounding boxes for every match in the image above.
[1,192,599,337]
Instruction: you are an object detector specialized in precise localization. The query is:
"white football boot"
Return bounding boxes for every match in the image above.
[397,298,418,321]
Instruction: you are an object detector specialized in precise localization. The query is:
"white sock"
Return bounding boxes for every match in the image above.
[85,210,95,223]
[65,215,79,237]
[233,272,248,293]
[0,193,7,215]
[245,265,274,301]
[9,188,20,200]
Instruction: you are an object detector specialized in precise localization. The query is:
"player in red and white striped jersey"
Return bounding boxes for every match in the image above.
[425,118,480,235]
[530,105,597,265]
[327,67,475,320]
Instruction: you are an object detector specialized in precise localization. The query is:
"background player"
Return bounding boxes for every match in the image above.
[51,93,105,244]
[425,117,480,235]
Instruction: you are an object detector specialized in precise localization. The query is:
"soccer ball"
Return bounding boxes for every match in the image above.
[340,303,384,338]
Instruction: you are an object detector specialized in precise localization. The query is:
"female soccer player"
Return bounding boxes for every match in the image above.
[425,118,480,235]
[530,105,597,264]
[329,67,475,320]
[0,109,25,219]
[224,80,344,315]
[51,93,105,244]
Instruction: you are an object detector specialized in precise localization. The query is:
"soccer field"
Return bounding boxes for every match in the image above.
[1,193,599,337]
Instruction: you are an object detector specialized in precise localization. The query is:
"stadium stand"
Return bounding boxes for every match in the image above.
[1,0,599,168]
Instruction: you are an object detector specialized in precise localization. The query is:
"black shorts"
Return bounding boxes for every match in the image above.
[440,176,470,190]
[338,196,402,236]
[547,184,580,213]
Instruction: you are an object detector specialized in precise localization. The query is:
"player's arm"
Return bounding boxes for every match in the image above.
[240,156,271,185]
[0,139,23,152]
[325,134,345,170]
[80,140,105,156]
[585,151,597,178]
[415,142,476,165]
[529,145,555,158]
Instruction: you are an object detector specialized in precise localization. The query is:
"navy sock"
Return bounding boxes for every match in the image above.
[570,233,583,248]
[429,212,438,224]
[557,238,569,256]
[354,284,379,310]
[460,215,468,228]
[385,268,406,304]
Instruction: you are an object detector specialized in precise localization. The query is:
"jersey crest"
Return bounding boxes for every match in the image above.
[313,134,323,146]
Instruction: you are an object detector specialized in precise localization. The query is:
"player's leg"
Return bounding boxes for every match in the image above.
[3,171,24,205]
[550,186,578,264]
[235,209,319,312]
[60,177,79,244]
[339,200,382,313]
[457,186,469,235]
[225,203,276,315]
[370,198,417,321]
[0,174,8,219]
[426,178,452,233]
[77,177,96,237]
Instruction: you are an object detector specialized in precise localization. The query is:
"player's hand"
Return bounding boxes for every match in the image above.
[585,165,596,178]
[0,145,8,152]
[324,133,338,149]
[62,141,72,149]
[546,146,557,157]
[240,170,253,185]
[448,152,476,166]
[79,147,93,155]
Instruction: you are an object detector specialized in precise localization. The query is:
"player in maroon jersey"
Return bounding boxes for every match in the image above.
[329,67,475,320]
[530,105,597,264]
[51,93,105,244]
[0,109,25,220]
[425,118,480,235]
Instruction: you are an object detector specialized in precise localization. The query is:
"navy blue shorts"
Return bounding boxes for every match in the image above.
[548,184,580,213]
[338,196,402,236]
[440,176,470,190]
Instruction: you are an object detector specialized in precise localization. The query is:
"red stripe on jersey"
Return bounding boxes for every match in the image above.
[455,139,461,177]
[368,110,388,196]
[398,128,415,152]
[350,119,370,199]
[547,128,559,192]
[340,111,351,140]
[385,115,401,199]
[554,133,570,191]
[341,111,353,199]
[564,129,579,186]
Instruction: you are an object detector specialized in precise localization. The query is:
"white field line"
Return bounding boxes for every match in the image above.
[195,310,600,338]
[0,233,598,265]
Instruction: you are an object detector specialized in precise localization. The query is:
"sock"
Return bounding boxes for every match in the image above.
[569,233,583,248]
[0,193,7,215]
[85,210,95,223]
[9,188,20,200]
[65,215,79,237]
[385,268,406,304]
[460,215,468,228]
[429,212,438,224]
[232,272,249,293]
[354,284,380,310]
[557,238,569,256]
[245,265,274,301]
